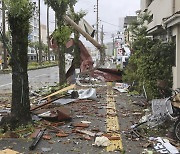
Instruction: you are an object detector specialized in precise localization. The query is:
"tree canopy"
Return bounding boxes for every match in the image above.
[1,0,36,128]
[123,12,175,100]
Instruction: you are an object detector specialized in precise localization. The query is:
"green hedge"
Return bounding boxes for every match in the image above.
[123,38,175,100]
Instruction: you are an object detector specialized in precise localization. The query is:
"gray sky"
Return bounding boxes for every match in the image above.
[75,0,140,46]
[41,0,140,47]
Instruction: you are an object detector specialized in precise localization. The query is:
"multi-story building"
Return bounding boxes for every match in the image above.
[0,0,53,63]
[105,42,114,57]
[28,0,40,61]
[140,0,180,89]
[123,16,137,47]
[41,24,47,44]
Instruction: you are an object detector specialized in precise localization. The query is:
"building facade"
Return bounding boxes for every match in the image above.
[140,0,180,89]
[123,16,137,47]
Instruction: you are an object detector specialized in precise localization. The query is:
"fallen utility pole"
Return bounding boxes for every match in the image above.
[64,15,105,65]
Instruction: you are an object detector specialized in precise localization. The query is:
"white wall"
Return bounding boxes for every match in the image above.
[147,0,173,31]
[175,0,180,13]
[172,26,180,89]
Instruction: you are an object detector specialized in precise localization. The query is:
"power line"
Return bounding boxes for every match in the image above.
[100,20,120,28]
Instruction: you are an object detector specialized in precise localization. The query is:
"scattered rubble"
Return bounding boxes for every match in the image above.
[0,80,180,153]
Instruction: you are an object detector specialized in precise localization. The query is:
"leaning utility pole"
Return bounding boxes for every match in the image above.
[2,1,8,69]
[38,0,42,64]
[64,15,105,65]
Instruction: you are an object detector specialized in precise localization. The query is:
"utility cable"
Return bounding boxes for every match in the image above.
[100,20,120,28]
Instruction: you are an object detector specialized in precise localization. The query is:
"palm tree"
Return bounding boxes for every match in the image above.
[3,0,35,128]
[44,0,77,85]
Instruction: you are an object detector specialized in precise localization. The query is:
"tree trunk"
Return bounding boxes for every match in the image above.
[2,1,8,69]
[74,32,80,69]
[9,16,31,126]
[58,45,66,85]
[36,49,39,63]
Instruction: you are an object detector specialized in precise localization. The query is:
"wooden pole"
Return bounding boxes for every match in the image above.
[64,15,102,50]
[64,15,105,65]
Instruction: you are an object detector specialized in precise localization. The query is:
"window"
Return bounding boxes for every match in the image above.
[31,56,34,60]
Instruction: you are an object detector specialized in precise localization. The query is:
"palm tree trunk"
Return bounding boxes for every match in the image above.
[9,15,31,126]
[58,45,66,85]
[74,32,80,68]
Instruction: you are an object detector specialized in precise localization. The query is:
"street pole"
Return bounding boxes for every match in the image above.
[100,25,104,45]
[47,6,50,62]
[112,34,115,56]
[96,0,99,42]
[2,1,8,69]
[55,13,57,30]
[38,0,42,64]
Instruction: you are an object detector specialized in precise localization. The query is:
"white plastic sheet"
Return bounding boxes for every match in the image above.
[78,88,97,100]
[68,88,97,101]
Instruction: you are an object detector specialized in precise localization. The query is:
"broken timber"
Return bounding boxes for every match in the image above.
[30,84,76,111]
[29,129,46,150]
[64,15,105,65]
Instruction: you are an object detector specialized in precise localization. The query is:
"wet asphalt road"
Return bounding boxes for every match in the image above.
[0,66,59,94]
[0,60,113,94]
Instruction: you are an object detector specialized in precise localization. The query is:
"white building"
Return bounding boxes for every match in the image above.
[28,0,40,61]
[140,0,180,89]
[123,16,137,47]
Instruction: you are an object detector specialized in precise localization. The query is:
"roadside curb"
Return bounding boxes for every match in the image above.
[0,64,58,74]
[0,70,11,74]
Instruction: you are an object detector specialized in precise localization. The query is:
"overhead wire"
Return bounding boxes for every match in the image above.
[100,20,120,28]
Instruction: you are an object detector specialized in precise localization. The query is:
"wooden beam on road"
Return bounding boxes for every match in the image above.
[41,84,76,100]
[30,84,76,111]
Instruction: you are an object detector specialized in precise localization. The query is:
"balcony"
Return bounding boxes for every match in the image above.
[146,0,174,34]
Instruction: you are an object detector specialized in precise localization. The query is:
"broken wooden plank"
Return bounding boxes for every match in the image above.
[30,95,65,111]
[41,84,76,100]
[0,149,19,154]
[31,84,76,111]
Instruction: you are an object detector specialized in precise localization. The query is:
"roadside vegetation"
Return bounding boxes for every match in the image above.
[28,61,57,70]
[123,12,175,100]
[0,0,77,130]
